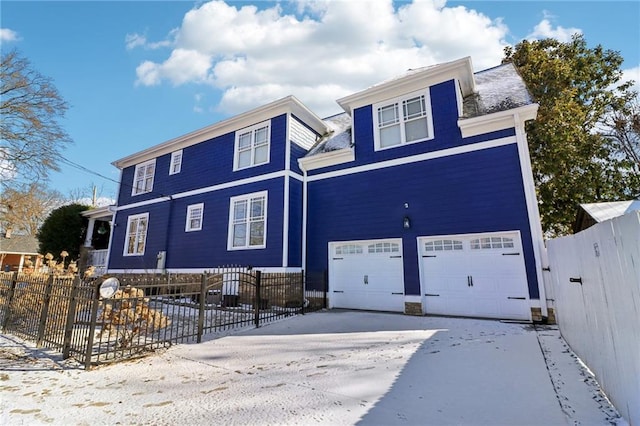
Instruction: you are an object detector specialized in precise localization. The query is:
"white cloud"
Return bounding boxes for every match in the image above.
[133,0,511,117]
[621,65,640,95]
[0,28,20,43]
[526,11,581,43]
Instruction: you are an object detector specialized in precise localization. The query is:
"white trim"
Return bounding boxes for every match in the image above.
[113,96,328,169]
[123,212,149,256]
[282,175,290,267]
[372,89,435,151]
[337,57,475,113]
[301,170,308,272]
[116,170,303,212]
[298,148,355,172]
[233,120,271,171]
[307,136,516,182]
[131,159,156,196]
[285,113,292,172]
[458,104,539,138]
[227,190,268,251]
[404,295,421,304]
[169,150,183,175]
[514,112,548,318]
[185,203,204,232]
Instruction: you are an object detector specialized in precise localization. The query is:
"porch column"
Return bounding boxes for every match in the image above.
[84,218,96,247]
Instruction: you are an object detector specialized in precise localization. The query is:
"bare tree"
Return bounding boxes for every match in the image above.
[0,183,64,235]
[603,97,640,172]
[0,50,72,188]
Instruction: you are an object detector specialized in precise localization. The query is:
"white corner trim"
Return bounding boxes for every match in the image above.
[282,175,290,267]
[298,148,355,172]
[458,104,539,138]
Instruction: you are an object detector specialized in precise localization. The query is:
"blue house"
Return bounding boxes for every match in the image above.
[106,57,548,321]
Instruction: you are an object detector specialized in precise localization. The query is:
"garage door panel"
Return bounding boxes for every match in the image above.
[330,240,405,313]
[419,232,531,321]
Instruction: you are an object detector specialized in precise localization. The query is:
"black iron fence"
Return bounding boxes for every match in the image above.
[0,267,325,369]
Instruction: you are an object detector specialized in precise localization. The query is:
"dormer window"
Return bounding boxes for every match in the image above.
[132,159,155,195]
[234,121,270,170]
[373,90,434,151]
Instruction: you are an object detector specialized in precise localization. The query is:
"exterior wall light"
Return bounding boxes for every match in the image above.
[403,216,411,229]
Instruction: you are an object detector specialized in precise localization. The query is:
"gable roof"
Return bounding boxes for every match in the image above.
[112,96,328,170]
[0,233,40,255]
[574,199,640,233]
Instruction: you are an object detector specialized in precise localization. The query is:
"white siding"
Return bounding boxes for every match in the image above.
[290,118,316,149]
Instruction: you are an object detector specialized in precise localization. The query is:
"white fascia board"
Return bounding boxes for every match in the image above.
[458,104,539,138]
[113,96,328,170]
[298,148,355,172]
[81,205,116,219]
[337,57,475,113]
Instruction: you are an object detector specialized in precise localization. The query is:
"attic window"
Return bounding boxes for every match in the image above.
[373,90,434,151]
[234,121,271,171]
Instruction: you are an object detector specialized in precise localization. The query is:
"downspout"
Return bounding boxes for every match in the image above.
[514,112,548,319]
[161,195,174,273]
[301,167,308,274]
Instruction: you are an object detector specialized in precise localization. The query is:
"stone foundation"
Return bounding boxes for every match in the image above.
[404,302,423,316]
[531,307,557,324]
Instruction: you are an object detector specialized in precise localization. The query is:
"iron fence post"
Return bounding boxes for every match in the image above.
[1,272,19,331]
[254,270,261,327]
[197,273,207,343]
[62,276,82,359]
[36,274,55,347]
[83,281,102,369]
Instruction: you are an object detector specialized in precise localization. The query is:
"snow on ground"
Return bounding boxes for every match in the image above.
[0,311,625,425]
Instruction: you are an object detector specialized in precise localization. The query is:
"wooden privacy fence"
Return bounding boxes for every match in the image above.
[0,267,325,369]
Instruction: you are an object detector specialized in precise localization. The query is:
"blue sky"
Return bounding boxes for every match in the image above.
[2,0,639,202]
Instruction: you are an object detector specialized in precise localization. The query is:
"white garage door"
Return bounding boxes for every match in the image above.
[419,232,531,320]
[329,239,405,312]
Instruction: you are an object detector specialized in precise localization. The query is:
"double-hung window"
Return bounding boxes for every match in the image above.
[132,159,155,195]
[169,150,182,175]
[228,191,267,250]
[373,90,433,150]
[234,121,270,170]
[185,203,204,232]
[124,213,149,256]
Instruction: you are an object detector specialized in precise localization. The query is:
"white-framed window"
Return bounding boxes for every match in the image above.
[373,90,434,151]
[335,244,363,255]
[185,203,204,232]
[132,159,155,195]
[367,242,400,253]
[169,150,183,175]
[227,191,267,250]
[234,121,270,170]
[425,239,464,252]
[124,213,149,256]
[470,236,515,250]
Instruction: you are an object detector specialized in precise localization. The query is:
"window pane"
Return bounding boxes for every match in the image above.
[249,221,264,246]
[233,224,246,247]
[234,200,247,221]
[254,127,268,144]
[380,124,401,147]
[250,197,264,219]
[237,150,251,168]
[405,117,428,142]
[403,96,426,120]
[378,104,398,126]
[254,145,268,164]
[238,132,252,149]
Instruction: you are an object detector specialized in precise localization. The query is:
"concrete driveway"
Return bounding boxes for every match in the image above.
[0,311,622,425]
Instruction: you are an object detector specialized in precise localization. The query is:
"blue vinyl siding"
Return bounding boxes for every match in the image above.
[305,143,539,298]
[109,178,286,270]
[307,80,515,176]
[287,178,303,267]
[117,114,288,206]
[289,142,307,175]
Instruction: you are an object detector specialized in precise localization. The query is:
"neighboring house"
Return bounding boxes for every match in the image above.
[0,229,43,272]
[574,199,640,233]
[106,57,548,321]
